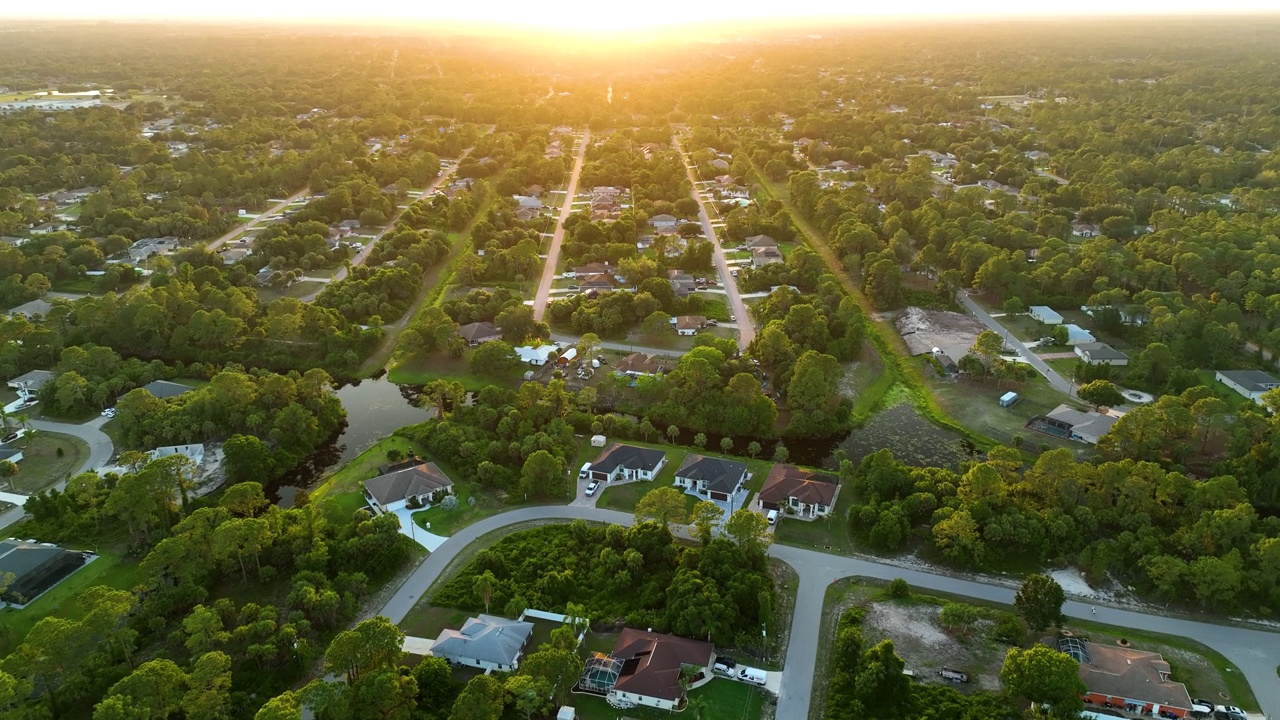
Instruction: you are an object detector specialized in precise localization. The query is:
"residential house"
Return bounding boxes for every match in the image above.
[743,234,778,250]
[516,207,540,222]
[218,247,251,264]
[672,316,706,336]
[673,455,748,502]
[31,221,68,235]
[515,345,560,366]
[581,629,715,711]
[1028,306,1063,325]
[1215,369,1280,405]
[0,236,29,248]
[667,269,696,297]
[513,195,542,211]
[1064,324,1095,345]
[6,299,53,319]
[151,444,205,467]
[751,246,784,268]
[649,214,678,232]
[1074,343,1129,366]
[573,262,612,277]
[1027,404,1117,445]
[614,353,664,378]
[7,369,55,396]
[0,540,88,606]
[977,178,1019,195]
[829,160,853,172]
[579,273,619,291]
[714,174,734,186]
[362,461,455,514]
[758,464,840,520]
[709,158,730,171]
[430,615,534,672]
[458,322,503,346]
[129,237,180,262]
[1059,638,1192,718]
[140,380,195,399]
[588,443,667,484]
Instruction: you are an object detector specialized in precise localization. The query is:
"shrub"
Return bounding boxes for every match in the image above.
[885,578,910,598]
[441,495,460,511]
[993,611,1024,645]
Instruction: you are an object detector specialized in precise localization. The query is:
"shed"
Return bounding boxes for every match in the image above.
[556,708,576,720]
[590,434,607,447]
[999,391,1019,407]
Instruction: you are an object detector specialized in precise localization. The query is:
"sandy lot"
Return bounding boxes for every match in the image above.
[862,601,1005,692]
[894,307,988,360]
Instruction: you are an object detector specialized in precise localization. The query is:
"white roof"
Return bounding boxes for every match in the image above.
[515,345,558,363]
[1029,305,1063,322]
[1064,324,1095,343]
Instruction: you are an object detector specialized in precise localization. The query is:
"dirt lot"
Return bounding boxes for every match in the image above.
[894,306,988,359]
[862,601,1005,691]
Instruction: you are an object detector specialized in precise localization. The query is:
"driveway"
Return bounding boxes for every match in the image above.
[376,506,1280,720]
[0,417,115,528]
[205,187,310,252]
[388,507,448,551]
[672,136,755,350]
[956,291,1073,394]
[533,129,590,321]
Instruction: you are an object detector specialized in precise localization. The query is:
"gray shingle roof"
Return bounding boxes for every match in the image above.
[591,444,666,474]
[1217,369,1280,393]
[431,615,533,666]
[674,455,747,495]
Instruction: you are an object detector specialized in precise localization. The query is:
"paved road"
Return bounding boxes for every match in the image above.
[533,129,590,322]
[956,291,1073,394]
[0,417,115,528]
[298,151,477,303]
[376,506,1280,720]
[548,332,691,359]
[205,187,311,252]
[672,135,755,351]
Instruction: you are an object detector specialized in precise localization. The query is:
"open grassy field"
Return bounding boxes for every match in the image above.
[411,479,514,537]
[927,371,1082,454]
[388,350,527,391]
[310,436,426,501]
[9,432,90,494]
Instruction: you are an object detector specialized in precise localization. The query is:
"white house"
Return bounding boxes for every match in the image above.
[649,214,678,232]
[588,444,666,483]
[430,615,534,672]
[672,316,705,336]
[673,455,748,503]
[1074,342,1129,366]
[581,629,715,711]
[514,345,560,366]
[362,461,455,514]
[758,464,839,520]
[1215,370,1280,405]
[1029,306,1064,325]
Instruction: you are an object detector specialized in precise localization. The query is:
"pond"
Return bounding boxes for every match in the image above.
[272,376,431,503]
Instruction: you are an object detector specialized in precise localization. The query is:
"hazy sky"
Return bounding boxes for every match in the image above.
[4,0,1278,30]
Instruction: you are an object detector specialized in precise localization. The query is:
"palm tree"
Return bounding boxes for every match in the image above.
[667,425,679,443]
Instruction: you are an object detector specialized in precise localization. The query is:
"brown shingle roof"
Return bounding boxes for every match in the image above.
[615,353,663,376]
[674,315,706,330]
[758,464,838,507]
[611,629,714,702]
[1070,640,1192,711]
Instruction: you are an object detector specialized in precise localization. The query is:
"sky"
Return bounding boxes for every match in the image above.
[4,0,1279,31]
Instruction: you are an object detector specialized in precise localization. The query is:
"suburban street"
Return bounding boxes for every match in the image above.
[672,135,756,350]
[533,128,590,322]
[204,186,311,252]
[378,506,1280,720]
[0,416,115,528]
[956,290,1074,394]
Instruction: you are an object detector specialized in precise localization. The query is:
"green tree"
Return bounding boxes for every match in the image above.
[520,450,565,500]
[220,481,268,517]
[667,424,680,442]
[690,500,725,545]
[323,616,405,683]
[747,441,762,458]
[183,604,230,658]
[473,570,498,613]
[725,508,772,557]
[222,434,274,484]
[183,651,233,720]
[0,460,17,492]
[97,658,187,719]
[938,603,980,637]
[864,258,903,310]
[469,340,516,377]
[635,487,688,529]
[853,640,910,717]
[786,351,844,436]
[504,675,551,720]
[1014,574,1065,632]
[449,675,505,720]
[254,693,303,720]
[1077,380,1125,408]
[1000,645,1085,716]
[719,436,734,453]
[412,656,459,720]
[693,432,707,449]
[519,648,583,707]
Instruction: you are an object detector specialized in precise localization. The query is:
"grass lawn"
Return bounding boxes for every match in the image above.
[695,295,730,321]
[397,604,472,639]
[411,480,509,537]
[258,280,326,302]
[592,439,777,516]
[0,551,139,654]
[1197,369,1250,412]
[388,350,527,391]
[573,678,766,720]
[311,436,426,502]
[928,371,1081,454]
[9,432,90,494]
[51,275,97,293]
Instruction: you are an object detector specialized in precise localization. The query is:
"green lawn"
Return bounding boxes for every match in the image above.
[927,370,1080,454]
[311,436,426,501]
[258,280,326,302]
[9,432,90,494]
[397,604,472,639]
[388,351,527,391]
[572,678,766,720]
[411,480,508,536]
[0,551,139,654]
[1198,369,1251,411]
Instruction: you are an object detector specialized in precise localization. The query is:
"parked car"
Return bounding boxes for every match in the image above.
[567,284,579,290]
[1214,705,1246,720]
[585,481,599,496]
[766,509,778,525]
[1,432,17,443]
[596,355,608,365]
[101,408,117,418]
[729,315,736,322]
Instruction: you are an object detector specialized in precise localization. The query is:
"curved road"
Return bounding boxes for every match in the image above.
[0,417,114,528]
[379,507,1280,720]
[533,129,590,322]
[672,135,755,351]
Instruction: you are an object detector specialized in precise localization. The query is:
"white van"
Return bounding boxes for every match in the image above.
[578,462,592,480]
[766,509,778,525]
[737,667,767,686]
